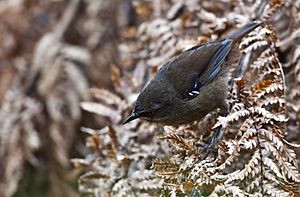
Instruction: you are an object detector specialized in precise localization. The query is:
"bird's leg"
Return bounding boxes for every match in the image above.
[202,127,225,160]
[220,100,230,116]
[202,101,229,160]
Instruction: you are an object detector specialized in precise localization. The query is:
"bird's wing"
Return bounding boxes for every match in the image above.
[185,39,232,100]
[198,39,232,86]
[157,39,232,99]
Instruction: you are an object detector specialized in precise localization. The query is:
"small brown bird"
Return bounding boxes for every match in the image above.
[123,21,261,126]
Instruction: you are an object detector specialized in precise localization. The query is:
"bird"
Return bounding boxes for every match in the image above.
[123,21,262,126]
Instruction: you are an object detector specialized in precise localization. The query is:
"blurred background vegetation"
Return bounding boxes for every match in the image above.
[0,0,125,196]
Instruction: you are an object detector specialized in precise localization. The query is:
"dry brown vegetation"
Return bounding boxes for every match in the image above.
[0,0,300,197]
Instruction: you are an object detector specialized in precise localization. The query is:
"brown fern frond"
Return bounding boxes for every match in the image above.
[158,134,195,155]
[152,159,179,178]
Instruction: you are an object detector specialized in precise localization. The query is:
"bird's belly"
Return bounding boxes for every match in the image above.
[168,76,228,125]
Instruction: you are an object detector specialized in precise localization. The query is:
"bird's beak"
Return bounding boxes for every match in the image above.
[122,112,139,125]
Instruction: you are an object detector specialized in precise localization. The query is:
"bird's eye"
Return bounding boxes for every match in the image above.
[133,105,143,113]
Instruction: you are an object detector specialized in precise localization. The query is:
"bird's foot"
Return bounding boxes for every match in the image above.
[201,127,224,160]
[202,142,218,160]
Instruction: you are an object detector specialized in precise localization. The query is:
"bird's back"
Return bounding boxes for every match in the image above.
[157,40,232,99]
[156,21,261,101]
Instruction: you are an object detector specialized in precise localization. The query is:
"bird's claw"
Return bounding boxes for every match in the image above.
[201,127,224,160]
[201,141,218,160]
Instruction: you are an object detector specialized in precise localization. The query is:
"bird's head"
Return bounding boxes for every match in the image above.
[122,78,173,124]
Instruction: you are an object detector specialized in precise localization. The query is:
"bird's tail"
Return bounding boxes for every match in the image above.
[228,20,262,42]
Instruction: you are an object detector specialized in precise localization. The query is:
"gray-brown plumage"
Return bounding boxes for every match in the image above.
[123,21,261,126]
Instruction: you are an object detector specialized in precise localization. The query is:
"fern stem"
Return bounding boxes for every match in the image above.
[256,131,264,196]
